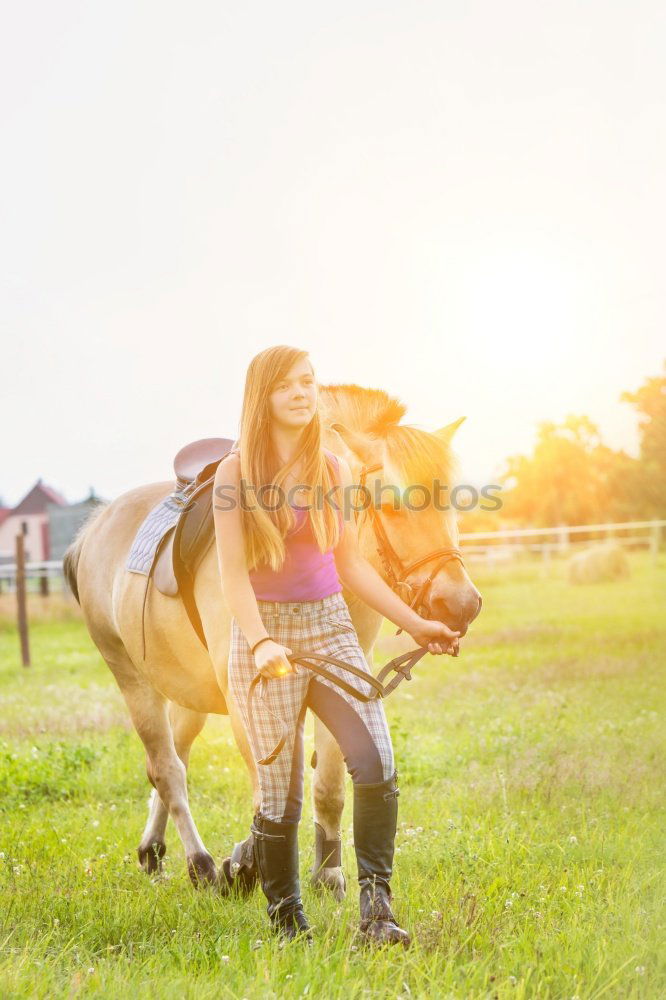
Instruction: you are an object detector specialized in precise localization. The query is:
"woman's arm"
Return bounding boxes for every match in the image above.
[332,454,460,654]
[213,454,296,677]
[213,453,272,651]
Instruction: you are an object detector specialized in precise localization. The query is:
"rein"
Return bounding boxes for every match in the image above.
[248,644,430,766]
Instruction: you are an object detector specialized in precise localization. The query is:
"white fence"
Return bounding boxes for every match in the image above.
[0,520,663,591]
[459,519,665,567]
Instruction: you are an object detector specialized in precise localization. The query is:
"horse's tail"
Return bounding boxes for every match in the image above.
[62,503,108,604]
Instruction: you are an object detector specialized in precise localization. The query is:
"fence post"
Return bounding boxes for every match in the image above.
[15,533,31,667]
[650,523,660,565]
[557,525,569,554]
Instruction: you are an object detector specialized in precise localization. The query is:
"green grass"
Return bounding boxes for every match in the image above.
[0,553,664,998]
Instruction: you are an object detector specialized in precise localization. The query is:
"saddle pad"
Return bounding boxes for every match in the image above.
[126,494,182,575]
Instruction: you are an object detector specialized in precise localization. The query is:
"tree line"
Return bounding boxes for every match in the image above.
[462,361,665,530]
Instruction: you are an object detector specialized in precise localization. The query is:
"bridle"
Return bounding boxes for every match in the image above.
[248,458,468,767]
[354,461,465,634]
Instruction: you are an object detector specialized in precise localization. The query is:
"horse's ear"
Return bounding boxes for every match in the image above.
[433,416,466,444]
[329,422,377,465]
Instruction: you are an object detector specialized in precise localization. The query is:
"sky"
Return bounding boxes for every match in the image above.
[1,1,664,507]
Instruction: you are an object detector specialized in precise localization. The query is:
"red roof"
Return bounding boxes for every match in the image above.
[10,480,69,516]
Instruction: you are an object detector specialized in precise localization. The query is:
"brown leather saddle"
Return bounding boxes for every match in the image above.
[128,437,237,660]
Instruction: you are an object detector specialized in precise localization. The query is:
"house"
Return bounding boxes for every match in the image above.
[0,479,69,563]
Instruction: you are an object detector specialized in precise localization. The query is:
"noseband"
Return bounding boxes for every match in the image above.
[248,458,467,766]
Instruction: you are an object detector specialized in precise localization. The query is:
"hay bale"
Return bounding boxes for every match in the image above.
[567,541,630,584]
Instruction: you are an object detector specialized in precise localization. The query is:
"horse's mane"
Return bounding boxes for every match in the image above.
[319,383,457,489]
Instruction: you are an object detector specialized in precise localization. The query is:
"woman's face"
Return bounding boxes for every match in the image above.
[268,358,318,430]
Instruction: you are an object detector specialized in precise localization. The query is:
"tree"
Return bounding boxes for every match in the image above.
[620,362,666,518]
[500,415,635,526]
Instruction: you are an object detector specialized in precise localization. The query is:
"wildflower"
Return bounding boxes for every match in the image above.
[568,835,578,844]
[220,955,230,963]
[635,966,646,976]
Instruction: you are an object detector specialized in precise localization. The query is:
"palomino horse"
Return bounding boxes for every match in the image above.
[63,385,482,898]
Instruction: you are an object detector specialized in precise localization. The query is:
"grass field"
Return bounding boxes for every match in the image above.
[0,553,664,999]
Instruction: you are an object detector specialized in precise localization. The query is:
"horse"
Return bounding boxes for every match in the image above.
[63,384,482,899]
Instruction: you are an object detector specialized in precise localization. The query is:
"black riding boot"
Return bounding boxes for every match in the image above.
[251,813,312,942]
[353,772,411,947]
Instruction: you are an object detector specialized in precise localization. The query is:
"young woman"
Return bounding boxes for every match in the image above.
[214,345,460,945]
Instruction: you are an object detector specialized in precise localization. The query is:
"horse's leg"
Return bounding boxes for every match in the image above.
[216,701,261,894]
[311,718,347,900]
[117,670,217,887]
[137,702,207,874]
[137,788,168,874]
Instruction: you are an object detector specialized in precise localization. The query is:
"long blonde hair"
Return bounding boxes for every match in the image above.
[235,345,342,572]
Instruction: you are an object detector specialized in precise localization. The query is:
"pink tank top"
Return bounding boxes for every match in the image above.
[247,450,344,601]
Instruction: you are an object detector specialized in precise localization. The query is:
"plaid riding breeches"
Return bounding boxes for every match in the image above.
[228,590,395,823]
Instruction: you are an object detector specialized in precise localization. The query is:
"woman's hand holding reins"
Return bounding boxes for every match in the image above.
[254,640,295,679]
[406,617,461,657]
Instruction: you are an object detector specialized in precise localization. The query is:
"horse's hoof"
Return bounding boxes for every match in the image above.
[187,851,217,888]
[311,865,346,901]
[137,840,166,874]
[218,856,259,896]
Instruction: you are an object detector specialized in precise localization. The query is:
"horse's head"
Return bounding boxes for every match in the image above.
[320,385,482,637]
